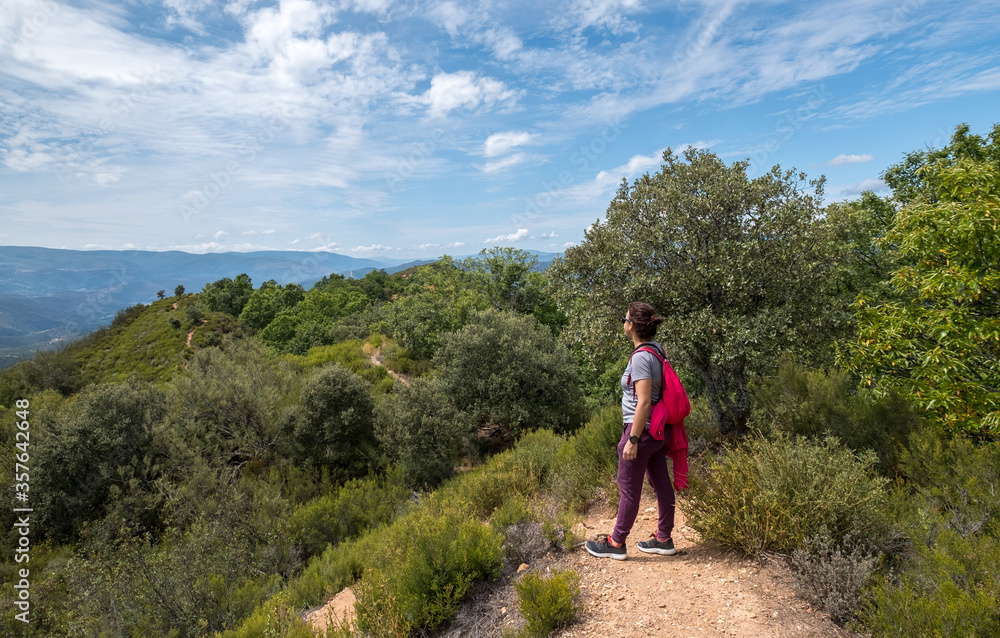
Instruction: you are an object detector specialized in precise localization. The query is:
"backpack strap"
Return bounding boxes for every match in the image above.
[627,343,665,400]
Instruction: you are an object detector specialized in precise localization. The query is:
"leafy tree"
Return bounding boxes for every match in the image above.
[157,289,166,300]
[378,257,490,359]
[256,285,369,353]
[34,378,166,540]
[374,376,471,488]
[174,284,185,297]
[200,274,253,316]
[463,247,567,333]
[295,363,378,479]
[434,309,582,443]
[842,124,1000,434]
[238,280,306,331]
[550,148,841,435]
[355,268,409,302]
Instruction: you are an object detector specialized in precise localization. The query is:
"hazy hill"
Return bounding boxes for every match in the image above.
[0,246,425,366]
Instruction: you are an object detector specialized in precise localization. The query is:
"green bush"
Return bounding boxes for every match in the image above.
[33,378,166,540]
[354,505,503,634]
[684,434,891,555]
[295,363,377,479]
[750,360,922,476]
[435,309,584,441]
[899,428,1000,538]
[861,529,1000,636]
[288,472,410,559]
[374,376,470,488]
[513,569,581,638]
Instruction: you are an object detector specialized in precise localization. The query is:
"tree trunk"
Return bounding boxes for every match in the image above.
[701,359,752,437]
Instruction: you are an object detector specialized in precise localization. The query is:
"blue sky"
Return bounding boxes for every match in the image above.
[1,0,998,259]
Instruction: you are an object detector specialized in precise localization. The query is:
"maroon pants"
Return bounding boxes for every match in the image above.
[611,423,676,545]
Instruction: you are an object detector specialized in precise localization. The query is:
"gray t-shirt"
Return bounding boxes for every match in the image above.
[621,341,664,427]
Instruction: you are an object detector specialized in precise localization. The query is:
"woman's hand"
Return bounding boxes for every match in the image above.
[623,440,638,460]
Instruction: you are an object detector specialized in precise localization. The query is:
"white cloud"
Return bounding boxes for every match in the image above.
[541,231,558,238]
[480,153,530,173]
[483,131,535,157]
[354,244,391,252]
[262,229,278,234]
[420,71,516,118]
[484,228,531,243]
[428,2,471,37]
[843,178,889,196]
[213,230,229,240]
[309,243,340,252]
[828,153,874,166]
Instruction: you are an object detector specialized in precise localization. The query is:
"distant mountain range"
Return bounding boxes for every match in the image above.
[0,246,557,367]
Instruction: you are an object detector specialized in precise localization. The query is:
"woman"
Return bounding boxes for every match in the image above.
[586,301,677,560]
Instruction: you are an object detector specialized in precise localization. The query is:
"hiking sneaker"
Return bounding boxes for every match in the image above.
[585,536,627,560]
[637,534,677,555]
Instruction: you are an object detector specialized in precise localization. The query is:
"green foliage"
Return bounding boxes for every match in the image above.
[843,123,1000,434]
[435,309,583,441]
[65,515,284,638]
[374,375,470,488]
[861,529,1000,637]
[0,348,79,407]
[239,279,306,330]
[288,472,410,560]
[165,339,298,474]
[174,284,185,297]
[354,506,503,634]
[461,247,567,333]
[513,569,581,638]
[377,257,490,358]
[550,148,845,435]
[257,284,370,354]
[549,405,623,510]
[295,363,377,479]
[684,434,891,556]
[750,360,923,476]
[200,273,254,316]
[900,428,1000,538]
[33,378,166,540]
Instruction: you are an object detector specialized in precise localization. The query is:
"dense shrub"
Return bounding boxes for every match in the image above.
[684,434,892,555]
[899,428,1000,538]
[295,363,377,479]
[374,376,470,488]
[435,309,583,442]
[513,569,581,638]
[166,340,298,474]
[750,360,923,475]
[33,378,166,540]
[353,506,503,635]
[861,529,1000,636]
[288,472,410,559]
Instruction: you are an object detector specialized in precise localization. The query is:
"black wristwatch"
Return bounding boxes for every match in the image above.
[628,435,640,445]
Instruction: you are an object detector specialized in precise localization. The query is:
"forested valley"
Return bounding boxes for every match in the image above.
[2,122,999,637]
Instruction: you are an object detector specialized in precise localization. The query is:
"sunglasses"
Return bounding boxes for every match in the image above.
[621,315,631,324]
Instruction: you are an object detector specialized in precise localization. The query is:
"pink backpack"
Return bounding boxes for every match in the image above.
[627,344,691,441]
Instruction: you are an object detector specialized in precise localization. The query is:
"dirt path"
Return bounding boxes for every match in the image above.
[441,493,857,638]
[368,346,411,387]
[304,490,856,637]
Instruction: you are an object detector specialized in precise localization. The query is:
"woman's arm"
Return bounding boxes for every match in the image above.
[624,378,652,460]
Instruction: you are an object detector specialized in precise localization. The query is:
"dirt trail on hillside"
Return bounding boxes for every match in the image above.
[306,491,858,638]
[368,346,411,386]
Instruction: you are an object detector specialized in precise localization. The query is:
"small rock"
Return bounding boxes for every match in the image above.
[658,603,667,608]
[772,611,779,618]
[618,594,626,601]
[501,607,507,615]
[517,563,529,573]
[645,507,656,512]
[750,613,757,619]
